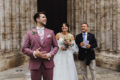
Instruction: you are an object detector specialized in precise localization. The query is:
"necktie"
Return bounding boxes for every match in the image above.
[83,33,86,41]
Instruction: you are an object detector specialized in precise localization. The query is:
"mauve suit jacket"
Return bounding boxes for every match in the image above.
[22,28,59,70]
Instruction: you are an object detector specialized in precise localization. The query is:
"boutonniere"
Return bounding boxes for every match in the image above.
[47,34,51,38]
[32,30,37,35]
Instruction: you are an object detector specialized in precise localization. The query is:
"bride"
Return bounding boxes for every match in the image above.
[53,23,78,80]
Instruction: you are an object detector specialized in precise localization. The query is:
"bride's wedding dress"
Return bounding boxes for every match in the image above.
[53,36,78,80]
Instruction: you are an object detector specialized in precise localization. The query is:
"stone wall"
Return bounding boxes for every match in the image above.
[67,0,120,71]
[0,0,37,71]
[0,0,120,71]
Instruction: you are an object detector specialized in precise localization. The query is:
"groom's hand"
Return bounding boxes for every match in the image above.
[34,48,46,58]
[34,48,41,57]
[41,53,51,59]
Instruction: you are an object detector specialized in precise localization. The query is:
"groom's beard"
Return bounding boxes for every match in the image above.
[40,22,47,26]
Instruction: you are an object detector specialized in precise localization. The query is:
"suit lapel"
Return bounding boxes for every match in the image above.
[87,33,90,41]
[41,28,48,46]
[33,28,42,46]
[80,33,83,41]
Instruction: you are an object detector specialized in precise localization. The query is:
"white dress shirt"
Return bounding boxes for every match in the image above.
[36,27,45,40]
[33,27,45,58]
[82,32,89,48]
[82,32,88,41]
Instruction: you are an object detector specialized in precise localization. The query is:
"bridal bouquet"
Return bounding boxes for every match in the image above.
[63,36,74,49]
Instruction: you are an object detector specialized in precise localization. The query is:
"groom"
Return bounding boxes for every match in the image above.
[75,23,97,80]
[22,12,59,80]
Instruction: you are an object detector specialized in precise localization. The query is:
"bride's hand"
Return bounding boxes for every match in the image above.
[61,46,65,50]
[69,40,74,45]
[61,46,67,51]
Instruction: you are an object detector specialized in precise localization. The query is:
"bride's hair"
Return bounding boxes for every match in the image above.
[61,22,70,32]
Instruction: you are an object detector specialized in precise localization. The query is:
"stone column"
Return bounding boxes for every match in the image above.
[15,0,21,50]
[0,0,37,71]
[117,0,120,52]
[112,0,117,51]
[68,0,120,70]
[0,0,4,52]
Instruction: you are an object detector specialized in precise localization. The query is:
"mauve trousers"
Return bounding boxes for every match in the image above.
[30,64,53,80]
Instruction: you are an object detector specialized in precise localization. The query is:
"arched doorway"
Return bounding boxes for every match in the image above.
[37,0,67,34]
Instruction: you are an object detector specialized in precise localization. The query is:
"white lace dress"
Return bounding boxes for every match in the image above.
[53,37,78,80]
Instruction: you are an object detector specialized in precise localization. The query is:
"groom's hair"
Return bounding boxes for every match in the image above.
[33,11,46,23]
[81,22,89,27]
